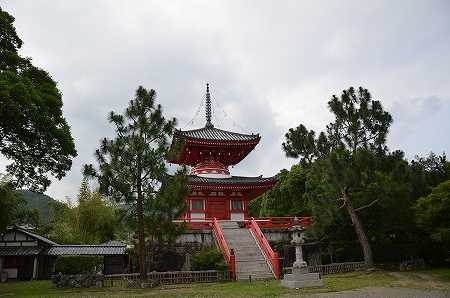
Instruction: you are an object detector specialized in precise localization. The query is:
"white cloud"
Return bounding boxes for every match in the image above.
[2,0,449,200]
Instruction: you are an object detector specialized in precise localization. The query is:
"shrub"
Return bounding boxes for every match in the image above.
[147,246,184,271]
[191,248,228,272]
[55,256,103,274]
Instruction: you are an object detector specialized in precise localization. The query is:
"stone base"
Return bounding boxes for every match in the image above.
[281,268,324,288]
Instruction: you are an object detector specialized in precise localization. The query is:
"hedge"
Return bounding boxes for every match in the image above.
[55,256,103,274]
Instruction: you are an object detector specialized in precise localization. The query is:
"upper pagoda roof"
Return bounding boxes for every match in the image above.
[169,84,261,166]
[174,127,260,143]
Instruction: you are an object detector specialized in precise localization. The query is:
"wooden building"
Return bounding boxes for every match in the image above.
[0,227,127,280]
[0,227,57,280]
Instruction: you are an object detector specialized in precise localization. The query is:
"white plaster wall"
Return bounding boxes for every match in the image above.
[190,212,205,221]
[230,212,245,221]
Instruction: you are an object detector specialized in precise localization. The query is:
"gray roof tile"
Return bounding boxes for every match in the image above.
[47,245,126,256]
[189,175,276,184]
[17,228,58,246]
[175,127,259,142]
[0,247,42,256]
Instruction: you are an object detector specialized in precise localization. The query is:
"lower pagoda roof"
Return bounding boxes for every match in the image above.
[188,175,276,196]
[189,175,276,185]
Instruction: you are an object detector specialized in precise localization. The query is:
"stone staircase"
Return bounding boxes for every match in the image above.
[219,221,274,281]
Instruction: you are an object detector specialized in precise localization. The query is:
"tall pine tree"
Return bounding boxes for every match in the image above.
[84,87,188,279]
[284,87,392,267]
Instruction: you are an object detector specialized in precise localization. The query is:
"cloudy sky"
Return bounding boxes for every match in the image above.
[2,1,450,201]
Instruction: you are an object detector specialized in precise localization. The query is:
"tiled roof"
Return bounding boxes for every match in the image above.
[47,244,126,256]
[0,246,42,256]
[175,127,259,142]
[189,175,276,185]
[17,228,58,246]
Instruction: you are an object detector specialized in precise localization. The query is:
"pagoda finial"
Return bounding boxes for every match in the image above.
[205,83,213,128]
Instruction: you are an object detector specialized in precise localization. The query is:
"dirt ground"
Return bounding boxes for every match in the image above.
[284,271,450,298]
[309,286,449,298]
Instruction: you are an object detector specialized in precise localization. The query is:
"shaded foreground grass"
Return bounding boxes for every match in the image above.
[0,270,448,298]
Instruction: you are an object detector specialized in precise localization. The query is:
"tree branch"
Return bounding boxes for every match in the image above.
[355,199,379,212]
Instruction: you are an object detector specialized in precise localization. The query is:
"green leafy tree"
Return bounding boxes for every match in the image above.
[0,177,25,232]
[46,179,118,244]
[250,165,310,217]
[0,7,76,191]
[77,179,117,244]
[0,175,41,232]
[284,87,393,267]
[84,87,188,279]
[415,180,450,244]
[410,153,450,199]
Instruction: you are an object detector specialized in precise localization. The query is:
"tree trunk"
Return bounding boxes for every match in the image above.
[342,189,374,268]
[137,181,146,280]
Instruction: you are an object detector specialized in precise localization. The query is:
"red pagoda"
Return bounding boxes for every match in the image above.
[170,84,313,281]
[169,84,277,221]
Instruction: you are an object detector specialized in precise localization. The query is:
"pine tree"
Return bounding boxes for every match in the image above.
[84,86,188,279]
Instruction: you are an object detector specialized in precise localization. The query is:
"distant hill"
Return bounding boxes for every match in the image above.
[17,190,57,224]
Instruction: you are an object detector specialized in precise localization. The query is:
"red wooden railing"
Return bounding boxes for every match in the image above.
[246,217,281,279]
[211,218,236,280]
[254,217,313,229]
[175,218,213,229]
[176,216,313,230]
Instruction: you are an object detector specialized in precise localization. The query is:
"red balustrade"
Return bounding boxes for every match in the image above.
[176,216,313,230]
[246,217,281,279]
[254,216,313,229]
[211,218,236,280]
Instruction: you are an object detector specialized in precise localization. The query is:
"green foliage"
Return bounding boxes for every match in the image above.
[45,179,118,244]
[84,87,188,245]
[0,178,24,232]
[146,246,185,271]
[0,176,41,232]
[415,180,450,243]
[283,86,396,267]
[55,256,103,275]
[0,8,76,192]
[17,190,56,223]
[281,88,449,264]
[326,87,393,152]
[283,125,330,167]
[251,165,310,217]
[191,248,228,272]
[84,86,188,277]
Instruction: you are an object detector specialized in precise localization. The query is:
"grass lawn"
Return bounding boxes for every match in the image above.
[0,270,448,298]
[431,268,450,281]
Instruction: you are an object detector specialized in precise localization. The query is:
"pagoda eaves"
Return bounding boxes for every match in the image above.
[169,126,260,167]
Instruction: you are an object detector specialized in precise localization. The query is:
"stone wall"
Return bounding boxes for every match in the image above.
[176,229,213,245]
[51,273,103,288]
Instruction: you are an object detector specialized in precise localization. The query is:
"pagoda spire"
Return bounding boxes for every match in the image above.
[205,83,214,128]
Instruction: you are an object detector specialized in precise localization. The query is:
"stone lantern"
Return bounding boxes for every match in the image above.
[281,217,323,288]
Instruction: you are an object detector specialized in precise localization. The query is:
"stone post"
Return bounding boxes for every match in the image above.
[281,217,323,288]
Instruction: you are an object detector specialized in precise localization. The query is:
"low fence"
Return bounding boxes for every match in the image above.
[103,270,230,287]
[285,261,366,275]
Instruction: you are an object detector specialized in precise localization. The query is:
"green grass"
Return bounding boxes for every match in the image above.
[431,268,450,281]
[0,271,409,298]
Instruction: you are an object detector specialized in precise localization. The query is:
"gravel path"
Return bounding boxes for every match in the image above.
[307,286,450,298]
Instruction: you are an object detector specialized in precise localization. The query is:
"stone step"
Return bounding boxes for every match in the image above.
[236,265,271,271]
[236,262,269,270]
[236,257,266,261]
[235,253,265,258]
[218,225,274,280]
[236,272,274,280]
